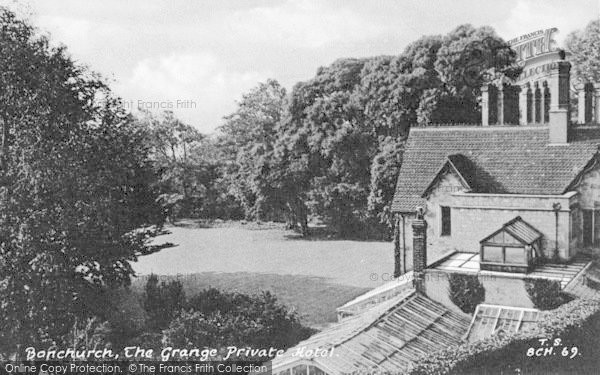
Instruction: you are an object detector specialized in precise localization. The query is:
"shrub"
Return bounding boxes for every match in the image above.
[143,274,186,331]
[524,278,571,310]
[186,288,316,350]
[448,273,485,314]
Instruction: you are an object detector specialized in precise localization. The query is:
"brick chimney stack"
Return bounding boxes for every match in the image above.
[412,207,427,294]
[548,56,571,145]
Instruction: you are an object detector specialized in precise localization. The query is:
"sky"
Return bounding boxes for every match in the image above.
[2,0,600,133]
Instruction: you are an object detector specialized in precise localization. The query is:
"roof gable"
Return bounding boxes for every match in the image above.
[481,216,543,245]
[422,155,473,197]
[392,126,600,213]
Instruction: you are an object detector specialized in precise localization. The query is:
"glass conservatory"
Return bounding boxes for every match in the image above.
[479,217,543,273]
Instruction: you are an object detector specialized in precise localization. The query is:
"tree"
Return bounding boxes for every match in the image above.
[139,110,211,220]
[566,20,600,83]
[0,8,164,355]
[272,58,377,236]
[368,137,404,226]
[218,79,287,220]
[362,25,518,228]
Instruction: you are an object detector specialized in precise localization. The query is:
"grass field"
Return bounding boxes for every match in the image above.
[130,221,394,327]
[131,272,369,328]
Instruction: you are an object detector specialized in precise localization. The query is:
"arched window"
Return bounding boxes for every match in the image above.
[585,82,594,123]
[543,82,550,123]
[534,83,541,123]
[526,86,533,124]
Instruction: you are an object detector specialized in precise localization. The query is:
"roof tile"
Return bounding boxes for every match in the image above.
[392,125,600,212]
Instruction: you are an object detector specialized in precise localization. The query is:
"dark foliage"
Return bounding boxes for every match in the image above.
[183,287,316,351]
[407,297,600,375]
[0,7,165,355]
[143,274,186,331]
[448,273,485,314]
[524,278,572,310]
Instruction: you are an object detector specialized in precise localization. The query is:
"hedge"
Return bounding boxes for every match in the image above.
[406,297,600,375]
[524,277,572,310]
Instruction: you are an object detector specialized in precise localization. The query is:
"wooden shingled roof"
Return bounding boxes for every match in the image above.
[270,290,471,374]
[392,125,600,213]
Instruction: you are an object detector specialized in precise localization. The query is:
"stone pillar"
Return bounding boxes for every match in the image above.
[547,61,571,111]
[481,85,489,126]
[412,207,427,294]
[497,84,504,125]
[546,60,571,144]
[595,83,600,125]
[577,83,587,124]
[519,84,528,125]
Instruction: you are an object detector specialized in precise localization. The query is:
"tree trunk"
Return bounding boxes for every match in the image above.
[287,199,309,236]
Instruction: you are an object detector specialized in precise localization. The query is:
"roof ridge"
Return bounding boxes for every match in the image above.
[410,125,549,133]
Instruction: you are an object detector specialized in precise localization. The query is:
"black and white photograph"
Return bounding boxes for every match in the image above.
[1,0,600,374]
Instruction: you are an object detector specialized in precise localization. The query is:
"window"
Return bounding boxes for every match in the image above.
[441,206,451,236]
[482,246,503,262]
[570,208,579,242]
[505,247,526,264]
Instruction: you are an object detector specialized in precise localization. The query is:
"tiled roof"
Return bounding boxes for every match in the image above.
[270,290,470,374]
[392,125,600,212]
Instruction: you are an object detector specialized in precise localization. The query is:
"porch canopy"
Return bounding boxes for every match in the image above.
[480,216,543,273]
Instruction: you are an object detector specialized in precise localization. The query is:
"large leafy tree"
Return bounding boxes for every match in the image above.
[218,79,287,220]
[273,59,377,236]
[566,19,600,83]
[0,8,164,355]
[364,25,518,227]
[138,110,212,220]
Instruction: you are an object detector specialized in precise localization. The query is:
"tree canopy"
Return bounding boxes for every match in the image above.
[238,24,518,237]
[0,7,164,354]
[566,19,600,83]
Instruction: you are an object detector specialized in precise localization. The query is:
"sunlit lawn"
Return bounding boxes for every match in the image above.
[131,221,394,327]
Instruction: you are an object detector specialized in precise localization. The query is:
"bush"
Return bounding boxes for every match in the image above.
[525,278,572,310]
[448,273,485,314]
[407,297,600,375]
[143,274,186,331]
[186,288,316,350]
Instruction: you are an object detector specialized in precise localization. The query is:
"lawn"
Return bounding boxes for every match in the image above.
[131,221,394,327]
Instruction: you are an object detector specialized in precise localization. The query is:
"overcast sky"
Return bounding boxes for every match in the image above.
[3,0,600,133]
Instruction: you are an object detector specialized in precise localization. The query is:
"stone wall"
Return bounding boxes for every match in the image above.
[415,167,577,259]
[449,192,575,259]
[395,160,600,266]
[424,269,534,314]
